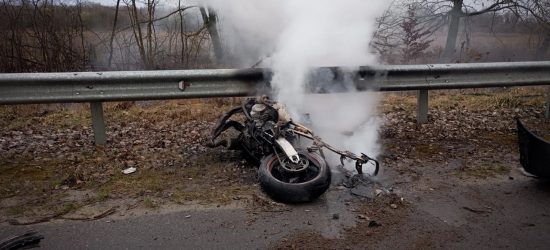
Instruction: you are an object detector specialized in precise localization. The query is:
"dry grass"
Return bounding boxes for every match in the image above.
[412,144,444,158]
[0,104,84,130]
[0,156,70,199]
[379,87,547,113]
[170,184,252,204]
[101,98,245,127]
[0,97,250,203]
[0,98,245,131]
[459,164,511,179]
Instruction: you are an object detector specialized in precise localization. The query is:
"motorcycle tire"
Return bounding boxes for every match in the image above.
[258,149,331,203]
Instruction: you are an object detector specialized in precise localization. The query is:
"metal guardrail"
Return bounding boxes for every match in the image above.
[2,62,550,104]
[1,61,550,144]
[0,69,267,104]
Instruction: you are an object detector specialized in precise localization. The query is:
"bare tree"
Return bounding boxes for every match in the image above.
[401,6,434,63]
[410,0,522,62]
[0,0,220,73]
[0,0,91,72]
[124,0,151,69]
[199,6,223,65]
[508,0,550,60]
[108,0,121,69]
[371,0,404,63]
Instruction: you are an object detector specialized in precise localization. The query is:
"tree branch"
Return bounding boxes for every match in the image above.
[117,6,198,34]
[463,4,522,17]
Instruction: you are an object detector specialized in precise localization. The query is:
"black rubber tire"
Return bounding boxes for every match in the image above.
[258,149,331,203]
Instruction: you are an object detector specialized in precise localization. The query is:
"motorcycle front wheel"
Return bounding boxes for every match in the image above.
[258,149,331,203]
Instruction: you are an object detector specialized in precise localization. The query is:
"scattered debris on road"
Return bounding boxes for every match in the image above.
[368,220,382,228]
[122,167,137,174]
[64,207,116,221]
[462,206,491,214]
[0,230,44,250]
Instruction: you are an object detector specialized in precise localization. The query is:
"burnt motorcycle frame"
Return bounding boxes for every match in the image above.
[206,96,379,202]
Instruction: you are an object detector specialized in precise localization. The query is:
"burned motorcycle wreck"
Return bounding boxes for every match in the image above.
[206,95,379,203]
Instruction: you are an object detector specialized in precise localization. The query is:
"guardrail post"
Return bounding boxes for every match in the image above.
[547,86,550,119]
[90,102,107,145]
[417,90,428,124]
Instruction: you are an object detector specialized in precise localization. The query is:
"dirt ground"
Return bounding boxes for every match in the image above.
[1,87,550,249]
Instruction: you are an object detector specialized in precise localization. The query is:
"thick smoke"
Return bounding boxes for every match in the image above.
[197,0,389,174]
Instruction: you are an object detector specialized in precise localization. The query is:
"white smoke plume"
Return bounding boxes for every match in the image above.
[196,0,389,174]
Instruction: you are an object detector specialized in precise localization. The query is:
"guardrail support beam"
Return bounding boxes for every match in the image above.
[417,90,428,124]
[547,86,550,119]
[90,102,107,145]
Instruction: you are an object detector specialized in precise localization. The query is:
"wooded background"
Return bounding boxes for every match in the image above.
[0,0,549,73]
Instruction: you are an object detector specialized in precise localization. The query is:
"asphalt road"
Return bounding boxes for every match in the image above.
[0,189,357,250]
[3,169,550,250]
[3,209,281,250]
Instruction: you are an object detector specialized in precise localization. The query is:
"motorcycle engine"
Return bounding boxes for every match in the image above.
[250,104,271,129]
[242,100,296,160]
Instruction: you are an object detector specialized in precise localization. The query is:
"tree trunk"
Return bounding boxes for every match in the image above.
[200,7,223,65]
[130,0,148,69]
[147,0,154,69]
[536,31,550,61]
[178,0,185,65]
[441,0,463,63]
[108,0,121,70]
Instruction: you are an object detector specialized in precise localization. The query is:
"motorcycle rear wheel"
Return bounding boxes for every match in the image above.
[258,149,331,203]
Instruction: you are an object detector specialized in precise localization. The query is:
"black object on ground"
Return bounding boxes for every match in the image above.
[0,230,44,250]
[368,221,382,228]
[517,118,550,178]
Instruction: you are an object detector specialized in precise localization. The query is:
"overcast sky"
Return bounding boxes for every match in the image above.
[92,0,115,6]
[90,0,485,8]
